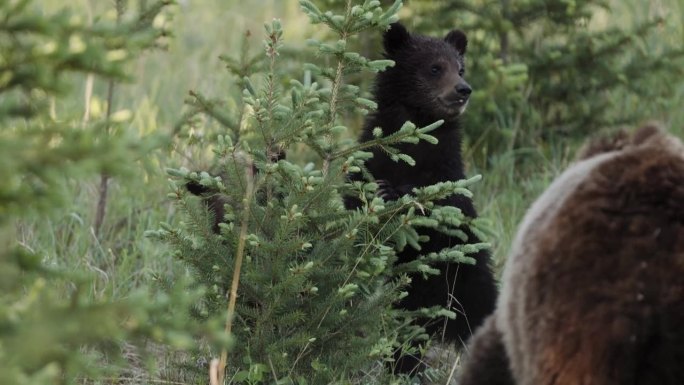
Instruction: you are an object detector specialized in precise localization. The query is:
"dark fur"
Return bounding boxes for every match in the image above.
[459,316,515,385]
[186,180,229,233]
[347,23,498,373]
[459,125,684,385]
[186,150,285,232]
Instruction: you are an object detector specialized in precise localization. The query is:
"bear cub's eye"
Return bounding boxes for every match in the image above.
[430,64,442,75]
[458,68,465,77]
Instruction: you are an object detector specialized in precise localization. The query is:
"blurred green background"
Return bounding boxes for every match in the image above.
[8,0,684,383]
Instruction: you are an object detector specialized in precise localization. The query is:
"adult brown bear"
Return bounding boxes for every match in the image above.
[459,124,684,385]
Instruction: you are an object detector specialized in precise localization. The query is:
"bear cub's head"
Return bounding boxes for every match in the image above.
[379,22,471,120]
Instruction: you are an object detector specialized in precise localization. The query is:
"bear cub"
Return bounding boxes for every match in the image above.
[347,23,498,373]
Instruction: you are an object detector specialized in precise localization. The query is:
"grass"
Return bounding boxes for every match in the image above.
[17,0,684,383]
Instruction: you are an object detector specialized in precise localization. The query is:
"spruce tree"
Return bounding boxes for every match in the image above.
[155,0,493,383]
[0,1,203,383]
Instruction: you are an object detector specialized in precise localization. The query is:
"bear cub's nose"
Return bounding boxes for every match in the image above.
[455,84,472,97]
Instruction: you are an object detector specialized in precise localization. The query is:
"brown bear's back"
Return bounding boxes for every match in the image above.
[501,127,684,385]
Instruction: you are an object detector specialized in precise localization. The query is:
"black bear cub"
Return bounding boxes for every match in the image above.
[348,23,497,373]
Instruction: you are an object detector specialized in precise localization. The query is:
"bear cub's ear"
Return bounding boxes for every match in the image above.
[383,22,411,56]
[445,29,467,56]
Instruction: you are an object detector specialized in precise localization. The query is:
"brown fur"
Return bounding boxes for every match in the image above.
[576,123,665,160]
[460,125,684,385]
[459,316,515,385]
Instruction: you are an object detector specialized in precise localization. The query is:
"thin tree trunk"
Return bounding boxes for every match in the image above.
[94,78,115,237]
[499,0,510,63]
[94,0,124,237]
